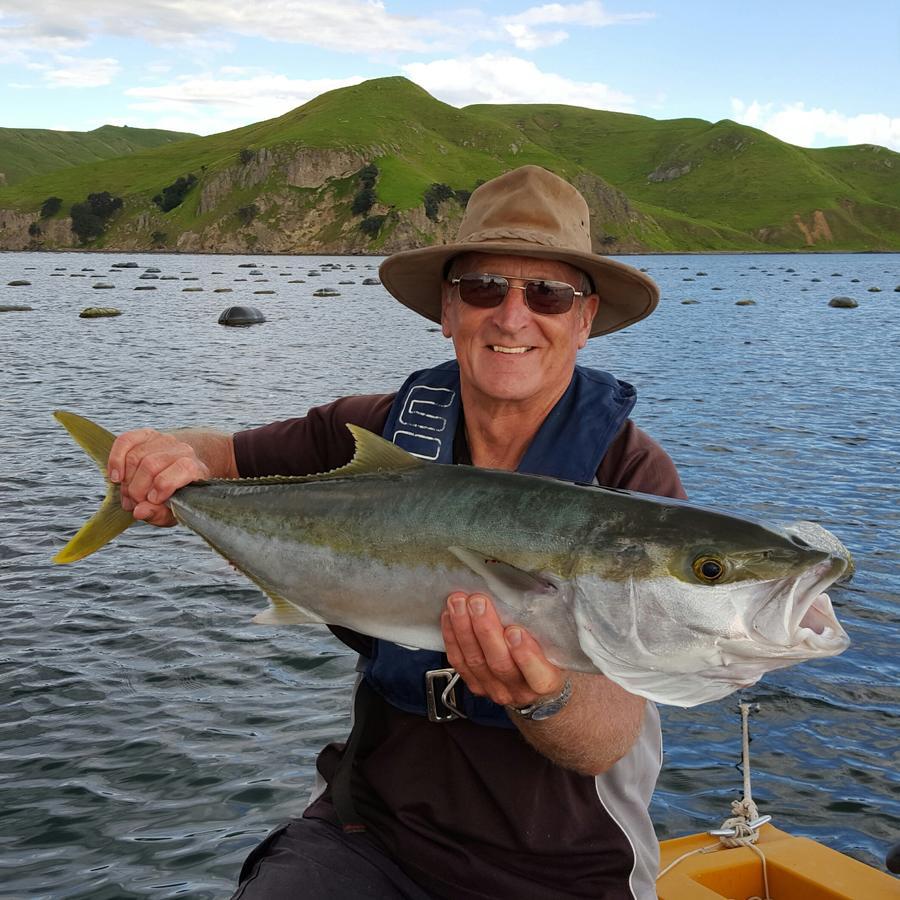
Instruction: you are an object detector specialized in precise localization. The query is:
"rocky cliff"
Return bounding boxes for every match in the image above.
[1,145,653,255]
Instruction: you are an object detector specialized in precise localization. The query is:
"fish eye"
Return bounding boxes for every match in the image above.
[693,555,725,583]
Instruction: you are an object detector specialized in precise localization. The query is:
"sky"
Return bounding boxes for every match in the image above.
[2,0,899,151]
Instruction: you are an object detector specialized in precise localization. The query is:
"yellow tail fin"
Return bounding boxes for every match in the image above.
[53,411,135,564]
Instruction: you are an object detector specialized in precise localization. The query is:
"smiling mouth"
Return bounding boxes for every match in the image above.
[490,345,532,354]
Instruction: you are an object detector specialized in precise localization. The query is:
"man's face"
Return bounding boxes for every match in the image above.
[441,252,599,408]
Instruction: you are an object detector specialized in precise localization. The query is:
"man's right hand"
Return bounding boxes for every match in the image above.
[108,429,211,527]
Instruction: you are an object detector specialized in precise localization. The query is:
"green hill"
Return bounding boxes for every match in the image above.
[0,124,198,187]
[469,103,900,250]
[0,77,897,252]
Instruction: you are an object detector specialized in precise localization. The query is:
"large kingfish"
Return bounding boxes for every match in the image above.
[53,411,851,707]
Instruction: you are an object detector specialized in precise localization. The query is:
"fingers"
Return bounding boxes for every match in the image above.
[504,626,565,697]
[132,500,177,527]
[107,429,146,484]
[442,592,565,708]
[108,429,209,527]
[441,607,487,697]
[128,450,207,505]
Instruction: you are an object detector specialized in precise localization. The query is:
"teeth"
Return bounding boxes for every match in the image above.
[491,345,529,354]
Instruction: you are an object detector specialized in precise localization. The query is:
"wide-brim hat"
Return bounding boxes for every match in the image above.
[379,165,659,337]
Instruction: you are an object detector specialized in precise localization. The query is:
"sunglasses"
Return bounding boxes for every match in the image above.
[449,273,585,315]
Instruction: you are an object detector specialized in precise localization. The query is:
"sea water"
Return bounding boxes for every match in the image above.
[1,251,897,897]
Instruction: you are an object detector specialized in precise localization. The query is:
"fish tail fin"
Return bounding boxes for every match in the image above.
[52,411,135,564]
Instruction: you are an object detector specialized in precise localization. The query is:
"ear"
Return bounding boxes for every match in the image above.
[577,294,599,348]
[440,280,454,338]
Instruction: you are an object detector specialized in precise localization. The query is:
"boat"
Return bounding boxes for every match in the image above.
[656,703,899,899]
[657,823,899,899]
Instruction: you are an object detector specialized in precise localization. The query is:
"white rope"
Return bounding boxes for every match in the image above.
[657,702,773,899]
[656,841,721,880]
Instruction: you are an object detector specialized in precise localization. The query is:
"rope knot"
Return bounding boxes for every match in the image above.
[718,816,759,848]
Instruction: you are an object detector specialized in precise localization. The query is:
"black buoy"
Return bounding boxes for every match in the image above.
[218,305,266,326]
[887,842,900,874]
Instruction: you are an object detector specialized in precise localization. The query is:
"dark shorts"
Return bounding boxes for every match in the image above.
[230,816,436,900]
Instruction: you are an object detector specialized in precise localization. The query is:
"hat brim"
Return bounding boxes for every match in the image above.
[379,240,659,338]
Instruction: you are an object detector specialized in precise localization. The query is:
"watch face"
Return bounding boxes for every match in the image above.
[529,700,565,721]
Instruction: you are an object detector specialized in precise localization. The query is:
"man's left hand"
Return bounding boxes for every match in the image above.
[441,591,566,709]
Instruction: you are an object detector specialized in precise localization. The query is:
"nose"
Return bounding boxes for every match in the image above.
[489,283,533,331]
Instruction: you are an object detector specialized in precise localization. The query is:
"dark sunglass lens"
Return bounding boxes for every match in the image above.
[525,281,574,314]
[458,275,507,307]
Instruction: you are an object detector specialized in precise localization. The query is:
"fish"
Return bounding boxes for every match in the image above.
[52,410,852,707]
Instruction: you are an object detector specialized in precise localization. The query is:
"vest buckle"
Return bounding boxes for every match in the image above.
[425,668,467,722]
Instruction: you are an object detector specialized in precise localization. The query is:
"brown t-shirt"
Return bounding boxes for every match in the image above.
[234,394,687,900]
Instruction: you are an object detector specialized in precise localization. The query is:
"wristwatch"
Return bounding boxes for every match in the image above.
[509,679,573,722]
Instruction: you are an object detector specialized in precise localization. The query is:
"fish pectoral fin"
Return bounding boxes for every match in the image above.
[252,592,326,626]
[447,546,559,604]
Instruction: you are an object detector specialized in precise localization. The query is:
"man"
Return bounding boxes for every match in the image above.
[109,165,685,899]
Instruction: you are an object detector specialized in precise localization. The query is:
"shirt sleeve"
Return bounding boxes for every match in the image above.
[597,420,687,500]
[233,393,396,477]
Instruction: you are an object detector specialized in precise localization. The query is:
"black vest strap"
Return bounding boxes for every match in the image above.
[329,679,380,833]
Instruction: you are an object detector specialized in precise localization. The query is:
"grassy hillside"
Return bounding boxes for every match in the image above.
[1,77,897,252]
[0,124,198,186]
[469,102,900,249]
[0,79,544,207]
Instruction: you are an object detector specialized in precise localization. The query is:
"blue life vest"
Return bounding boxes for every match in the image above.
[363,360,636,727]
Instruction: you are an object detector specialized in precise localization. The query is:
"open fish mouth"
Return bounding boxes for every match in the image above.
[754,556,850,653]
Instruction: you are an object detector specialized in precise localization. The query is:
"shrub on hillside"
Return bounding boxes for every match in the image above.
[359,163,378,189]
[69,191,123,243]
[152,174,197,212]
[351,187,376,216]
[359,215,386,237]
[237,204,259,226]
[40,196,63,218]
[70,204,106,243]
[238,148,255,165]
[86,191,123,219]
[423,182,454,221]
[28,221,42,237]
[151,230,168,247]
[351,164,380,217]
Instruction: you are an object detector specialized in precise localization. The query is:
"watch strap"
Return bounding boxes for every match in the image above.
[509,678,573,721]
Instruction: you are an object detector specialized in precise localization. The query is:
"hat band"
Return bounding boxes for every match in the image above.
[461,228,583,250]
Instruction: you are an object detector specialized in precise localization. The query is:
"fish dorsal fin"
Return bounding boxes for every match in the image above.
[218,425,424,487]
[342,424,425,475]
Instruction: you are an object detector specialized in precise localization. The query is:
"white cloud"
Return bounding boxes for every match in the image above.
[125,72,368,134]
[731,99,900,152]
[43,55,120,88]
[502,23,569,50]
[503,0,654,26]
[0,0,458,54]
[498,1,653,49]
[401,54,634,110]
[1,0,655,64]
